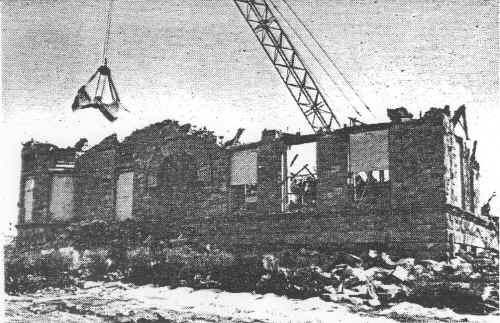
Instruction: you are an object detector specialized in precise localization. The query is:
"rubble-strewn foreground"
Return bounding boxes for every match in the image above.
[4,229,499,322]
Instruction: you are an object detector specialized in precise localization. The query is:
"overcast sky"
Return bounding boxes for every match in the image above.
[1,0,498,235]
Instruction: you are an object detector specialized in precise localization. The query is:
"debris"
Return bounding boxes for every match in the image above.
[380,252,397,269]
[395,257,414,268]
[343,253,363,267]
[390,266,409,282]
[5,237,499,315]
[367,298,381,307]
[387,107,413,122]
[262,254,279,272]
[40,249,55,256]
[364,267,392,281]
[78,281,103,289]
[419,259,444,273]
[376,284,405,303]
[223,128,245,147]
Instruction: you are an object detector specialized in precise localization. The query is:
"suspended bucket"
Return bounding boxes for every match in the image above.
[72,62,123,122]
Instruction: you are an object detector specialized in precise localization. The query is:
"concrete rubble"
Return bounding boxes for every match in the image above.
[254,249,499,314]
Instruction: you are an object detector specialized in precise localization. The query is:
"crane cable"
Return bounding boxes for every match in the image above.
[277,0,375,117]
[100,0,134,116]
[267,0,363,119]
[102,0,115,64]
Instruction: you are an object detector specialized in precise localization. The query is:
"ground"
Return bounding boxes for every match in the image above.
[5,282,498,323]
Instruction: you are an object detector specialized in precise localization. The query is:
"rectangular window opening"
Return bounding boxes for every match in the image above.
[49,175,74,221]
[116,172,134,220]
[23,177,35,223]
[349,130,390,202]
[286,142,317,211]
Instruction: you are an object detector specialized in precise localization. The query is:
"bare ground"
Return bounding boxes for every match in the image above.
[5,282,499,323]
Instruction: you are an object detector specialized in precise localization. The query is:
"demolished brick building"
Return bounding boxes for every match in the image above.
[17,106,498,258]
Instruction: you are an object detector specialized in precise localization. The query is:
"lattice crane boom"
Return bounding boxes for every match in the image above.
[234,0,340,133]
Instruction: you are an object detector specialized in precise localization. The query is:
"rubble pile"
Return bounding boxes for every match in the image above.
[255,249,499,314]
[5,235,499,315]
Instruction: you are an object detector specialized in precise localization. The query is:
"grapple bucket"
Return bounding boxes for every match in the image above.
[71,64,122,122]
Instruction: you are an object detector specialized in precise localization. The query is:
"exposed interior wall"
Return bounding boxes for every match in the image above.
[445,133,465,209]
[444,117,481,215]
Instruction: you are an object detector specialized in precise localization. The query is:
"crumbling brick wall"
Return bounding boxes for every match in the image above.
[317,131,349,213]
[125,121,229,221]
[74,134,119,221]
[17,141,78,244]
[443,113,481,216]
[19,142,52,225]
[447,212,497,251]
[315,112,451,257]
[19,142,78,225]
[256,130,286,215]
[389,114,449,254]
[16,111,495,257]
[389,116,446,210]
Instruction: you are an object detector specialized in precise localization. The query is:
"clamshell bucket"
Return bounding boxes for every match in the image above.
[71,64,122,122]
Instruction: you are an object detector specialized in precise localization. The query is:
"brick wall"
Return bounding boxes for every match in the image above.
[19,142,78,225]
[315,113,451,254]
[256,130,285,215]
[74,134,119,221]
[389,117,446,210]
[443,115,481,216]
[447,211,497,251]
[317,131,349,213]
[16,112,495,257]
[126,122,229,221]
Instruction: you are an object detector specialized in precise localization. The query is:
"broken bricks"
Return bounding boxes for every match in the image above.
[314,249,498,312]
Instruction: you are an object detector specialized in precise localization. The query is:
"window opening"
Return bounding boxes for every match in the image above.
[230,149,258,212]
[286,142,317,211]
[116,171,134,220]
[350,170,390,201]
[23,177,35,223]
[49,175,74,220]
[349,130,389,201]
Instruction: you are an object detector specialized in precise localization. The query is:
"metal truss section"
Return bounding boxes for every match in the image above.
[234,0,340,133]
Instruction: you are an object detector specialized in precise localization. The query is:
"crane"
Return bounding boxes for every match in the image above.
[233,0,341,133]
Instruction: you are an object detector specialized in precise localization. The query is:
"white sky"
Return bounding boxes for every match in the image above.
[1,0,499,236]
